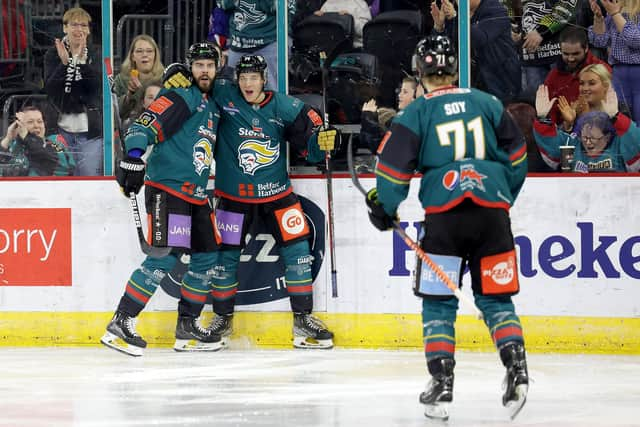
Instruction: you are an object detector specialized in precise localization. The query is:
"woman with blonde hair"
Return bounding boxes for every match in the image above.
[554,63,614,131]
[588,0,640,123]
[113,35,165,122]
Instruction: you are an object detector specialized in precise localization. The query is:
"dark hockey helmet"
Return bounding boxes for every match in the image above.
[186,41,220,69]
[235,54,268,83]
[415,35,458,77]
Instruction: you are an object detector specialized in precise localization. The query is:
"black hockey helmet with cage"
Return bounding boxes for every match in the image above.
[186,42,220,69]
[415,35,457,77]
[235,54,268,83]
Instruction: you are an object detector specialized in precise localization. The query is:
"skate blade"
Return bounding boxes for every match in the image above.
[293,336,333,349]
[100,332,143,357]
[424,402,450,421]
[173,339,223,352]
[505,384,528,420]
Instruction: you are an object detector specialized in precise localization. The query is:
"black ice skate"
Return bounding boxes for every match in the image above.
[501,342,529,420]
[209,314,233,347]
[419,358,455,421]
[174,315,223,352]
[101,311,147,357]
[293,312,334,349]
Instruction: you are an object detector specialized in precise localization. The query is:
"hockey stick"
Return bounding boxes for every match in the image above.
[129,192,172,257]
[346,138,483,319]
[107,59,170,258]
[319,50,338,298]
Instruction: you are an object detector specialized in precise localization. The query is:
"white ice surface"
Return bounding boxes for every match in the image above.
[0,348,638,427]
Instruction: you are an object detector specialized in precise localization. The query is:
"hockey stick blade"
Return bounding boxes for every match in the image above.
[129,192,172,258]
[346,138,483,320]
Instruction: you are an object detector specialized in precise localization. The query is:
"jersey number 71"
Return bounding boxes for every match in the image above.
[435,116,486,160]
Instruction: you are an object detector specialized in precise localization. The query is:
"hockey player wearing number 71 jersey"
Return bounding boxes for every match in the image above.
[365,35,530,420]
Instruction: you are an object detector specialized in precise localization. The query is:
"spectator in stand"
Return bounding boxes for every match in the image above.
[208,7,231,49]
[519,0,578,98]
[217,0,295,91]
[544,26,612,127]
[553,63,614,131]
[113,35,165,124]
[314,0,372,48]
[432,0,522,104]
[360,76,417,153]
[588,0,640,123]
[534,85,640,172]
[44,7,103,176]
[0,106,74,176]
[121,79,163,132]
[506,102,554,172]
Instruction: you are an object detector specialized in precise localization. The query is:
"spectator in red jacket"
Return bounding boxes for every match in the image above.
[543,26,611,126]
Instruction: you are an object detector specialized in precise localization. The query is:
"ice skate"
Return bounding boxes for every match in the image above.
[174,315,223,352]
[101,311,147,357]
[293,312,334,349]
[419,358,455,421]
[501,343,529,420]
[208,314,233,348]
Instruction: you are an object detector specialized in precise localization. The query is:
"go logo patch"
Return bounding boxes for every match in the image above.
[275,203,309,242]
[159,195,325,306]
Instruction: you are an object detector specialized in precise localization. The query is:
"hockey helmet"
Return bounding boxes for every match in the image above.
[235,54,268,83]
[415,35,457,77]
[187,42,220,69]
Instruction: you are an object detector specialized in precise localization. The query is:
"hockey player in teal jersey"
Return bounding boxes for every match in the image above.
[101,42,224,356]
[161,53,336,348]
[207,54,336,349]
[534,85,640,172]
[366,35,530,420]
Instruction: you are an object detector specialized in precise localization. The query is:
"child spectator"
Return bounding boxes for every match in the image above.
[121,79,163,131]
[360,76,417,153]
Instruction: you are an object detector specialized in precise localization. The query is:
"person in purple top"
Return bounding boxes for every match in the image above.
[588,0,640,123]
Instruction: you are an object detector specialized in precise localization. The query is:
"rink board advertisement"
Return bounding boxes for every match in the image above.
[0,176,639,352]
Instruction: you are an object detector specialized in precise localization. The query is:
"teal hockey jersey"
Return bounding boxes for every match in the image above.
[375,86,528,216]
[124,86,220,204]
[212,79,324,202]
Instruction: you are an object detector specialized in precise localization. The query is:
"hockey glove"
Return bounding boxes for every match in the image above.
[163,62,192,89]
[366,188,397,231]
[116,156,146,195]
[317,127,338,151]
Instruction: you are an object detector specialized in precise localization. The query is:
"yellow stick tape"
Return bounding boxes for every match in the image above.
[1,312,638,354]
